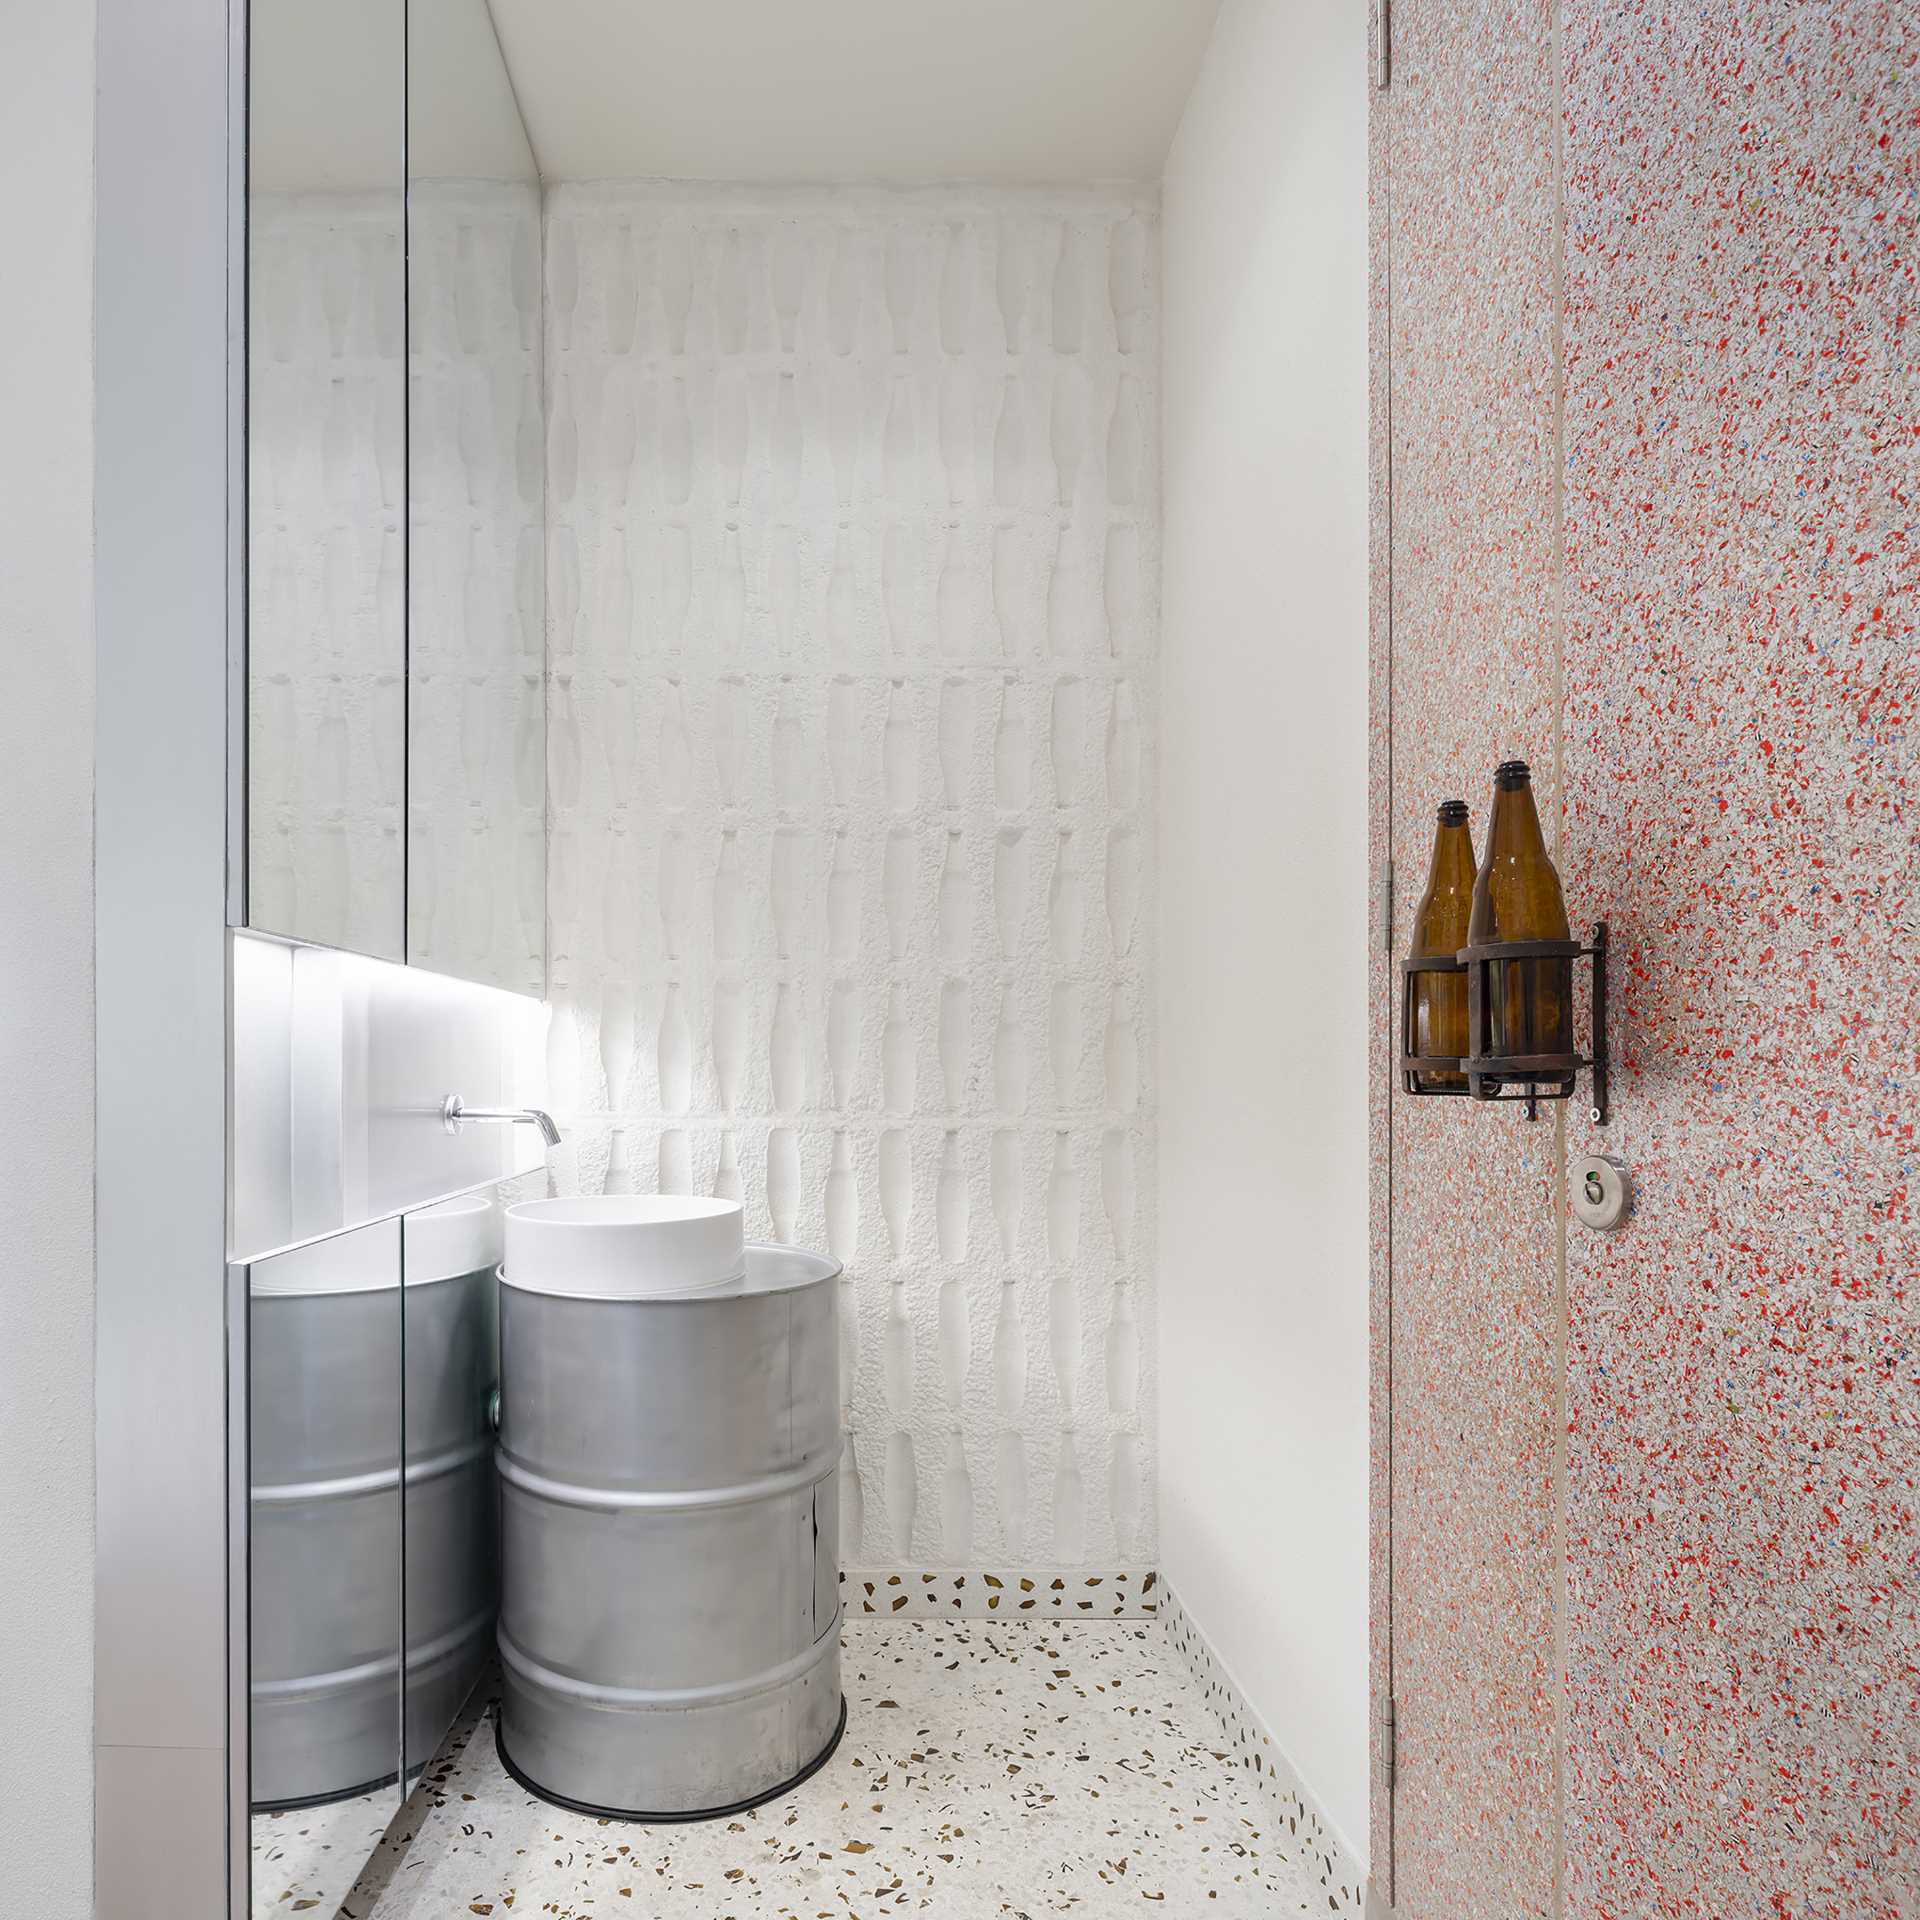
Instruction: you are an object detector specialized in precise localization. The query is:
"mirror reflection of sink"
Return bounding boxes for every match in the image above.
[404,1192,498,1286]
[503,1195,747,1299]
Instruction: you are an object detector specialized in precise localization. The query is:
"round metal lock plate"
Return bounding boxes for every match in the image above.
[1570,1153,1630,1231]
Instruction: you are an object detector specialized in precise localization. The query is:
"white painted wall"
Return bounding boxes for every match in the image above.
[1158,0,1370,1863]
[0,0,96,1908]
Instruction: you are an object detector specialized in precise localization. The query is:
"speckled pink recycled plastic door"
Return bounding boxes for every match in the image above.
[1373,1,1917,1916]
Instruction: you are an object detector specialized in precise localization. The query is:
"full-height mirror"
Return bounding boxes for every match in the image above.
[407,0,546,995]
[244,1,543,1910]
[399,1191,505,1803]
[247,0,407,959]
[247,1219,403,1918]
[246,1197,507,1920]
[248,0,544,988]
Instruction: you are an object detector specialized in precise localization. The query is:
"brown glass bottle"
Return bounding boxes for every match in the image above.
[1467,759,1573,1094]
[1407,800,1476,1089]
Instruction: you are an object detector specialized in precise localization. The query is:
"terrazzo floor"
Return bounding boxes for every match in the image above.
[268,1620,1333,1918]
[254,1782,397,1917]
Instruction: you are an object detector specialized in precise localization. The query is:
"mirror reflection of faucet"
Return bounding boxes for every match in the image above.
[440,1093,561,1148]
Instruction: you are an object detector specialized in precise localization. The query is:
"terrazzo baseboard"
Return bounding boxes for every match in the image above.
[842,1566,1157,1617]
[1161,1582,1368,1917]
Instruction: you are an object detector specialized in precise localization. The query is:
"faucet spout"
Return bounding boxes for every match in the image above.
[441,1094,561,1147]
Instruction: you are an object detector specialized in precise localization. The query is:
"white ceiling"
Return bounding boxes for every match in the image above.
[412,0,537,184]
[486,0,1224,184]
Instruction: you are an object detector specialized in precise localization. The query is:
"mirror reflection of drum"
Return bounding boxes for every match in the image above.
[494,1198,845,1819]
[248,1197,499,1810]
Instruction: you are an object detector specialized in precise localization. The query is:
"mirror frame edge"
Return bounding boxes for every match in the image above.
[93,0,249,1915]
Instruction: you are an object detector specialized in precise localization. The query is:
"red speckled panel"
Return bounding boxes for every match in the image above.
[1559,2,1919,1914]
[1384,0,1565,1912]
[1368,16,1396,1896]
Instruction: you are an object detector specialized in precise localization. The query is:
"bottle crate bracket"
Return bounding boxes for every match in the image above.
[1400,922,1610,1124]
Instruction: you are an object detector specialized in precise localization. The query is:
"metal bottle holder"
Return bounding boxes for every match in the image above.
[1401,921,1610,1124]
[1398,949,1470,1098]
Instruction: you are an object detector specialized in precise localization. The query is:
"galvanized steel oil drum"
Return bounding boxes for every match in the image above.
[495,1197,843,1819]
[249,1196,499,1809]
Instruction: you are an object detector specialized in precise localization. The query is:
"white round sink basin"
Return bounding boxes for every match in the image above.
[503,1195,746,1299]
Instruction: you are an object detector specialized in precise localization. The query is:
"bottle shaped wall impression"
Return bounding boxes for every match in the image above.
[1466,759,1573,1095]
[1407,800,1475,1090]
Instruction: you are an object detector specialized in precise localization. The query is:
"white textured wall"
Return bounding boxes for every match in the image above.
[541,184,1160,1571]
[0,0,96,1907]
[1159,0,1371,1863]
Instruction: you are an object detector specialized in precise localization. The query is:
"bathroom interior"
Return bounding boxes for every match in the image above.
[4,0,1911,1914]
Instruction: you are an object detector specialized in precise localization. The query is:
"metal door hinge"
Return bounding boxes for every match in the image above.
[1376,860,1395,954]
[1374,0,1392,88]
[1380,1695,1398,1790]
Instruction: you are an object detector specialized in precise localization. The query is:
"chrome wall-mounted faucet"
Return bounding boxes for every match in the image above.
[441,1094,561,1147]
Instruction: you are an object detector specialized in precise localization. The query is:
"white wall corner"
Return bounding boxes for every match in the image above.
[1162,1581,1368,1914]
[1156,0,1372,1868]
